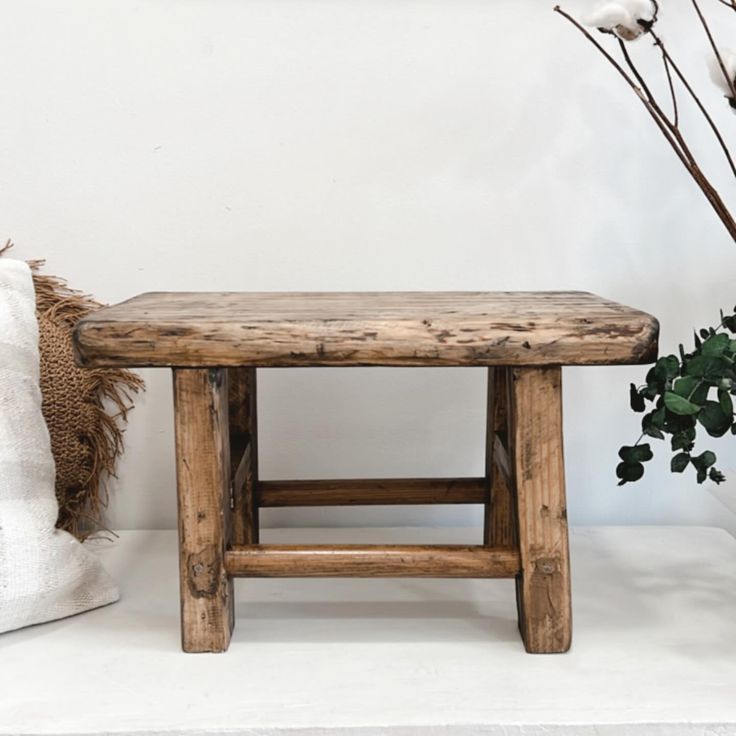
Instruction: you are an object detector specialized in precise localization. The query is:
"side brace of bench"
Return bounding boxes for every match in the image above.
[173,366,571,654]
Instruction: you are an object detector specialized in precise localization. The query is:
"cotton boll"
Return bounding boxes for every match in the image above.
[613,23,647,42]
[627,0,657,21]
[584,0,658,41]
[584,3,631,28]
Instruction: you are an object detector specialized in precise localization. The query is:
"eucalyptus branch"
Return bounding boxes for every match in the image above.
[556,1,736,486]
[620,311,736,486]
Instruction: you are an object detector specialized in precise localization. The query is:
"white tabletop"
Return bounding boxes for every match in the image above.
[2,525,735,735]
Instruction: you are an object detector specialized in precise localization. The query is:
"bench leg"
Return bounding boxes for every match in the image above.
[483,367,517,548]
[228,367,259,544]
[173,368,234,652]
[510,366,572,653]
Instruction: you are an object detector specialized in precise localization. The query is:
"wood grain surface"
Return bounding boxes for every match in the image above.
[483,367,517,548]
[224,544,521,578]
[173,368,234,653]
[74,291,658,367]
[257,477,487,507]
[228,367,259,544]
[510,366,572,654]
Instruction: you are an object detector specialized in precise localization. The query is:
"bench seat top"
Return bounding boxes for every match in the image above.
[73,291,658,368]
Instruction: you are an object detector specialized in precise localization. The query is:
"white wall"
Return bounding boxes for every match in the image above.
[4,0,736,534]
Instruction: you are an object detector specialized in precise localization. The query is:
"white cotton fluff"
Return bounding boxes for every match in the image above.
[584,0,657,41]
[708,49,736,98]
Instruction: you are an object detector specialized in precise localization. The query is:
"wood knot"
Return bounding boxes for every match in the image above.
[535,557,558,575]
[207,368,223,388]
[187,545,221,598]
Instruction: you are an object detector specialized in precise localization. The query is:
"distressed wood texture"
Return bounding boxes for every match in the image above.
[228,367,259,544]
[225,545,521,578]
[511,366,572,654]
[484,367,518,548]
[73,291,659,368]
[173,368,234,653]
[74,290,659,653]
[258,477,486,507]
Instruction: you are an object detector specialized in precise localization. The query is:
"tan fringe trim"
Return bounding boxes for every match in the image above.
[1,239,144,539]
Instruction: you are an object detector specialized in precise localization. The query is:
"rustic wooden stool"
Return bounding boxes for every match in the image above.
[73,291,658,654]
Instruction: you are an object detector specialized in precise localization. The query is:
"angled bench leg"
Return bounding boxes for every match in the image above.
[228,367,259,544]
[173,368,234,652]
[483,367,517,548]
[510,366,572,654]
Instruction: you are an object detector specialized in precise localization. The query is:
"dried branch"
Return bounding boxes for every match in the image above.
[650,31,736,179]
[558,0,736,485]
[554,5,736,243]
[660,46,679,127]
[692,0,736,100]
[617,38,692,162]
[553,8,687,165]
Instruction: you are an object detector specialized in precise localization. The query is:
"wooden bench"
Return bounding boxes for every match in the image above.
[73,291,659,654]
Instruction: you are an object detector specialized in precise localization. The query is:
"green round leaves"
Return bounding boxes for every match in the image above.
[616,461,645,483]
[620,311,736,486]
[616,444,653,486]
[664,391,700,416]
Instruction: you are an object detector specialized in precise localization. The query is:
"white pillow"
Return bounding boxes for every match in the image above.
[0,258,119,634]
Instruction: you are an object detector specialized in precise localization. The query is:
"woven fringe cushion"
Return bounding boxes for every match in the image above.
[0,259,119,634]
[0,242,143,538]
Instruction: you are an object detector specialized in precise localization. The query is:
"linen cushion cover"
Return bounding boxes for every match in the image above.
[0,259,118,634]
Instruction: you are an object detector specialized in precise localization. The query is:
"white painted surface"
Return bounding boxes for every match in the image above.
[1,526,735,735]
[4,1,736,534]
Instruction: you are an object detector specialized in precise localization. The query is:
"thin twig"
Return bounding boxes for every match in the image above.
[617,29,707,178]
[554,5,736,243]
[614,31,736,238]
[617,38,659,111]
[660,46,679,127]
[552,7,688,165]
[616,35,698,168]
[650,30,736,179]
[691,0,736,100]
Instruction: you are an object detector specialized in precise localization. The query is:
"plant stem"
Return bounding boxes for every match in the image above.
[660,47,679,127]
[650,31,736,179]
[691,0,736,101]
[554,6,736,243]
[616,39,696,165]
[553,8,688,164]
